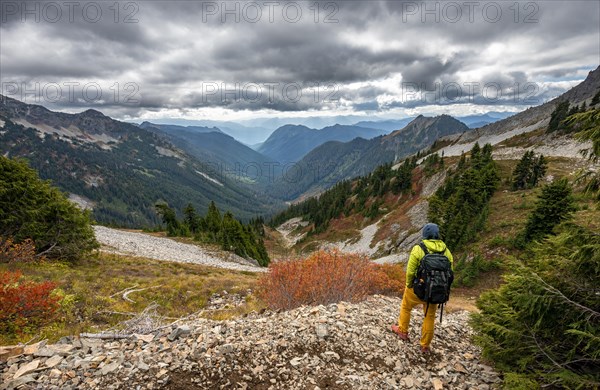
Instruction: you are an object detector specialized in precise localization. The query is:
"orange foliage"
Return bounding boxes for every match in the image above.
[372,263,406,296]
[258,249,406,310]
[0,237,39,264]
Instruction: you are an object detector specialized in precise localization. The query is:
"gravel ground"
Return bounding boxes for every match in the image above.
[1,296,501,390]
[93,226,264,273]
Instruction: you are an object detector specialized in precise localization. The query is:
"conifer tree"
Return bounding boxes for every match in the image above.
[0,156,97,260]
[470,142,483,170]
[183,203,202,233]
[518,178,575,245]
[568,104,580,116]
[591,90,600,106]
[512,151,534,190]
[565,109,600,200]
[428,143,499,250]
[548,101,571,132]
[472,226,600,388]
[457,153,467,170]
[530,154,547,188]
[205,201,222,241]
[155,203,183,236]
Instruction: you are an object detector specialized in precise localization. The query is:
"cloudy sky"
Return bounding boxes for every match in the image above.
[1,0,598,123]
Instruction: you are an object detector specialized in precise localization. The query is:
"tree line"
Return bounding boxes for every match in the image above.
[270,156,420,234]
[428,142,500,251]
[155,201,269,266]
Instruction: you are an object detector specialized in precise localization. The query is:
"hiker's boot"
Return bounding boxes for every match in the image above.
[390,325,409,341]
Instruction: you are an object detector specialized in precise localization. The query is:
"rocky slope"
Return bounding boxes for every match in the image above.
[1,296,500,390]
[436,66,600,157]
[94,226,264,273]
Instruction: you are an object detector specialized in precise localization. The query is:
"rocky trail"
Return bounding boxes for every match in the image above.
[94,226,264,273]
[1,296,500,390]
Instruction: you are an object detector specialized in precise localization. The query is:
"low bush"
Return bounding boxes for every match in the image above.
[0,238,61,339]
[258,250,405,310]
[0,270,60,336]
[0,237,37,264]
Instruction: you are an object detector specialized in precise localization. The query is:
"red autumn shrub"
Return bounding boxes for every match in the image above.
[258,249,406,310]
[0,270,60,336]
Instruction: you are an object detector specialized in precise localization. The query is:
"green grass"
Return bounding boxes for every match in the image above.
[0,252,261,345]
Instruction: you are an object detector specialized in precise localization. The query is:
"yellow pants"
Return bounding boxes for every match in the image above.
[397,286,437,347]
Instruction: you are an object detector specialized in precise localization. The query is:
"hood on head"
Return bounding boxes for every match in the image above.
[422,223,440,239]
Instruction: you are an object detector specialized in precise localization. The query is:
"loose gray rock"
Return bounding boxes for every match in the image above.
[167,325,191,341]
[0,296,501,390]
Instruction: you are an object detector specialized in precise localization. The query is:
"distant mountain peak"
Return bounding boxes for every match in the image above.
[81,108,105,116]
[259,123,389,163]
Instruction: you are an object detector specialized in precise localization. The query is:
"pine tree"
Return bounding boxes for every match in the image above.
[481,143,493,164]
[518,178,575,245]
[581,101,587,112]
[154,203,181,236]
[457,153,467,171]
[428,143,499,250]
[0,156,98,260]
[530,154,547,187]
[220,211,241,254]
[472,226,600,388]
[568,104,580,116]
[564,108,600,200]
[512,151,546,190]
[591,90,600,106]
[511,151,534,190]
[183,203,201,233]
[470,142,483,170]
[204,201,222,241]
[548,101,571,133]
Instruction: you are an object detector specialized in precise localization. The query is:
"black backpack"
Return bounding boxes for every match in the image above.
[412,242,454,322]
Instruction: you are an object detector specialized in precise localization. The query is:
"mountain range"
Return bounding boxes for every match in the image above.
[0,96,281,227]
[257,124,389,164]
[266,114,470,200]
[138,122,275,186]
[4,66,596,228]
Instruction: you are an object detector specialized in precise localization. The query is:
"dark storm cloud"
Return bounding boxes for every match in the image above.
[0,0,598,118]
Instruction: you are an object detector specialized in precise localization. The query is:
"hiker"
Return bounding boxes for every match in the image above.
[391,223,454,353]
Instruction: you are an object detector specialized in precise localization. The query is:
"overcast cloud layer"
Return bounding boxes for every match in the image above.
[1,0,598,121]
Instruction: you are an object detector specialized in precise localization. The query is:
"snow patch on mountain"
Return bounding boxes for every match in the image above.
[14,118,119,149]
[195,170,223,187]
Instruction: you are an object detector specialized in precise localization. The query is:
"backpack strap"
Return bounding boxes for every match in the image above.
[419,241,429,255]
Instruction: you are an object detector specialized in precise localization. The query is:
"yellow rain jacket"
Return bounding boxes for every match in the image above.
[405,239,454,288]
